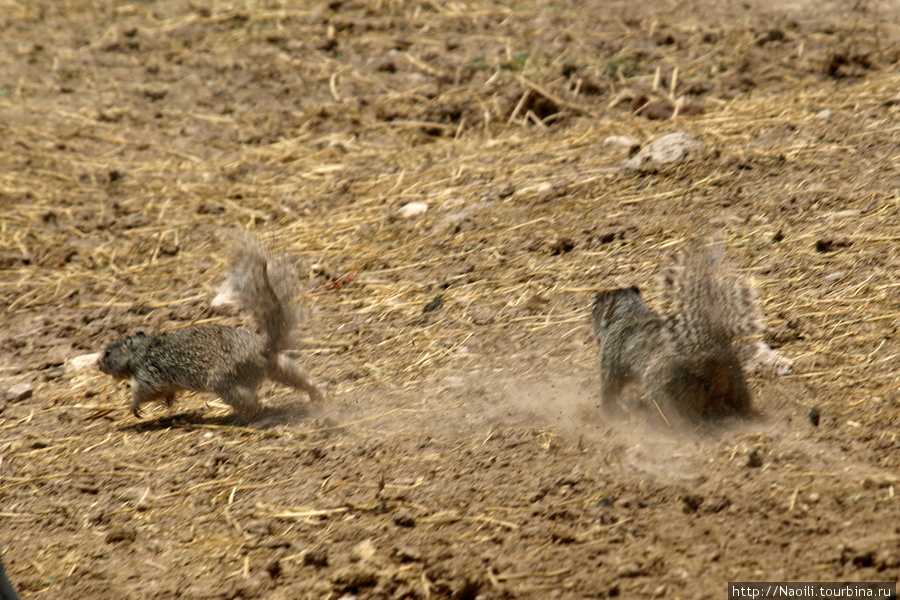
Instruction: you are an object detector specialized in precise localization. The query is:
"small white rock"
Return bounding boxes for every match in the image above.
[5,382,34,402]
[602,135,639,151]
[397,202,428,218]
[438,202,489,228]
[623,131,703,171]
[68,352,102,373]
[351,539,376,562]
[816,109,833,120]
[825,209,860,223]
[535,182,562,202]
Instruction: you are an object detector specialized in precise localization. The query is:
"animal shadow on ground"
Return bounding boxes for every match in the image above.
[117,403,313,432]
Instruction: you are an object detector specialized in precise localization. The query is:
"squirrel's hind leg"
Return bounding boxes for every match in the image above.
[707,366,753,417]
[220,384,264,420]
[272,354,324,402]
[598,361,630,415]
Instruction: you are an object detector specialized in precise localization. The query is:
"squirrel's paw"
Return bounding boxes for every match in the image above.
[742,341,793,376]
[309,384,326,403]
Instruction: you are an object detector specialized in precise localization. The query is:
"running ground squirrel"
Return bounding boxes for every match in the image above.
[0,553,20,600]
[99,237,324,419]
[591,245,763,421]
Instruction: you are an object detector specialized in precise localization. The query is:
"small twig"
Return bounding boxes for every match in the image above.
[329,73,341,101]
[788,487,799,511]
[515,75,595,116]
[496,567,572,581]
[507,89,532,124]
[651,399,672,427]
[272,507,350,520]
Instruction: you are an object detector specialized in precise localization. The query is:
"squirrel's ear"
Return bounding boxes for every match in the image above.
[593,290,611,305]
[128,332,148,347]
[629,285,641,294]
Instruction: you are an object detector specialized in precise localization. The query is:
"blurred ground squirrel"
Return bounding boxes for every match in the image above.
[591,244,789,422]
[99,236,324,420]
[0,552,20,600]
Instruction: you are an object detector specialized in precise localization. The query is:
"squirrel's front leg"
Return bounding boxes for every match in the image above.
[129,378,172,418]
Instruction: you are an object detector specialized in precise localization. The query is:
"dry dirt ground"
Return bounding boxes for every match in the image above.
[2,0,900,598]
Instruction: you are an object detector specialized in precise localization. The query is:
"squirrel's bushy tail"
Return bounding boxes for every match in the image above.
[213,236,299,356]
[659,243,762,354]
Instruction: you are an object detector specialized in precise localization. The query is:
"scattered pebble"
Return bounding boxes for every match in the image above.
[535,182,565,203]
[876,550,899,570]
[862,474,899,489]
[640,99,675,120]
[438,201,489,228]
[747,448,764,468]
[351,539,376,563]
[824,209,860,223]
[622,131,703,171]
[43,366,65,382]
[494,182,516,198]
[315,36,338,52]
[679,101,705,116]
[105,525,137,544]
[551,525,577,543]
[303,548,329,568]
[470,307,495,325]
[550,237,576,255]
[616,562,647,577]
[809,406,820,427]
[823,271,846,283]
[29,437,51,450]
[422,295,443,313]
[816,109,833,119]
[708,496,732,513]
[397,201,428,218]
[602,135,639,152]
[393,546,422,563]
[265,558,282,579]
[331,566,379,589]
[815,238,852,253]
[393,510,416,527]
[681,494,704,513]
[67,352,101,373]
[5,382,34,402]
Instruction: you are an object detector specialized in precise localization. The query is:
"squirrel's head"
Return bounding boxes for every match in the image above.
[98,332,149,378]
[591,286,646,337]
